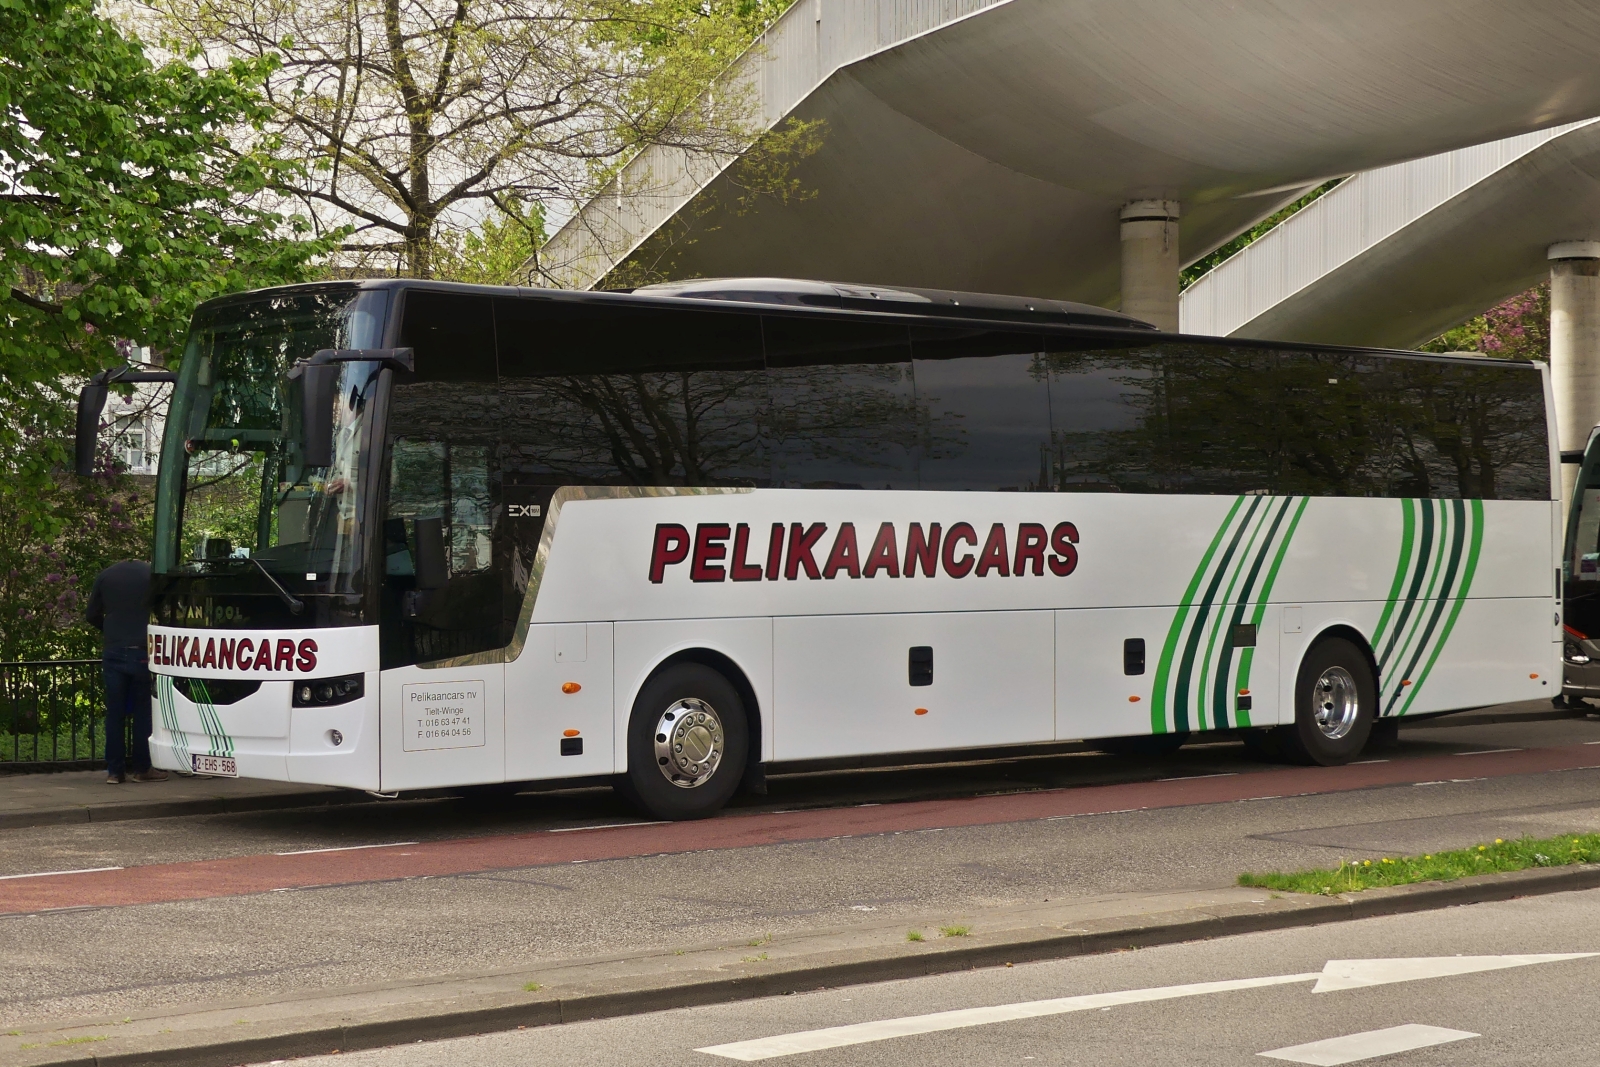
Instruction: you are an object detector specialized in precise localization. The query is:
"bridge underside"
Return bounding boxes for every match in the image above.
[550,0,1600,309]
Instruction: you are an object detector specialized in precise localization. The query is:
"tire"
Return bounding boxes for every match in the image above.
[1280,636,1376,765]
[1098,732,1189,757]
[619,662,749,821]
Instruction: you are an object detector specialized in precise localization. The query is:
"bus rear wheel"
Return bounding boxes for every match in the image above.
[1281,636,1375,766]
[620,662,749,821]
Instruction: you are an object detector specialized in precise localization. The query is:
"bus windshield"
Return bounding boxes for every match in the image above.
[153,289,389,602]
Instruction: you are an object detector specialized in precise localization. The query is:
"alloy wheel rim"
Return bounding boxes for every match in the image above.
[653,698,724,789]
[1313,665,1360,740]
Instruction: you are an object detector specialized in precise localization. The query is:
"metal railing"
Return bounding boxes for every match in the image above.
[1,660,111,771]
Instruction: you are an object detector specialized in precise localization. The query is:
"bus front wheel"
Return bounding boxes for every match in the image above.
[1282,637,1375,766]
[620,662,749,821]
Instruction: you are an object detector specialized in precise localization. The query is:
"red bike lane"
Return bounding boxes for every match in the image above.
[4,743,1597,915]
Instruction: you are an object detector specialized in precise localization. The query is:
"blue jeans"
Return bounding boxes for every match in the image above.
[103,647,152,776]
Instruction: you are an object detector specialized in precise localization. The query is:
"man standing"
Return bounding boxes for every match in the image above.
[86,560,167,784]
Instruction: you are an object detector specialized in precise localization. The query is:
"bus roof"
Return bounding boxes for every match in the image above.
[191,277,1540,369]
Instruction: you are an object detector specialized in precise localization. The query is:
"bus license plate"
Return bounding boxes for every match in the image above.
[191,754,237,777]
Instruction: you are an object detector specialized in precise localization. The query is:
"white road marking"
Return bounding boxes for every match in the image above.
[546,822,667,833]
[697,954,1599,1061]
[0,866,123,880]
[1456,747,1522,755]
[1158,772,1239,781]
[1311,953,1596,992]
[695,973,1322,1060]
[273,842,418,856]
[1259,1024,1477,1065]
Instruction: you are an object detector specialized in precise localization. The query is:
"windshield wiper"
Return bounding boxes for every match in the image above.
[249,556,304,615]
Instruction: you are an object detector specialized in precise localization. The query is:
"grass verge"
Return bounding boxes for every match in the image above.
[1239,833,1600,895]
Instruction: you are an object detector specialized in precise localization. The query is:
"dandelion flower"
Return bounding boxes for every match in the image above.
[1494,838,1503,844]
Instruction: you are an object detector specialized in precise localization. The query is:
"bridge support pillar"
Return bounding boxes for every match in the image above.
[1551,241,1600,509]
[1120,200,1181,332]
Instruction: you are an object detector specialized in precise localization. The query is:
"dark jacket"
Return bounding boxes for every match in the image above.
[86,560,152,652]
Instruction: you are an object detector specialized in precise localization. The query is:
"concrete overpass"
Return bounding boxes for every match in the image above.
[541,0,1600,331]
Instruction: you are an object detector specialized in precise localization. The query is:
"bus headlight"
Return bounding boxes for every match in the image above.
[292,673,364,707]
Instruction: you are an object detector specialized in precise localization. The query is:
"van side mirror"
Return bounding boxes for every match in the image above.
[294,363,338,468]
[413,516,448,590]
[74,367,177,477]
[75,379,110,476]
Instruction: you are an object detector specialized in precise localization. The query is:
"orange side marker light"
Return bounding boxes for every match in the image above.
[1400,680,1412,687]
[1530,673,1540,679]
[1128,695,1141,703]
[914,708,929,716]
[561,682,581,694]
[563,729,581,738]
[1237,689,1250,697]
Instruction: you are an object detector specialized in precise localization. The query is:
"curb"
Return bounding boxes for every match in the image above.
[0,787,358,831]
[9,863,1599,1067]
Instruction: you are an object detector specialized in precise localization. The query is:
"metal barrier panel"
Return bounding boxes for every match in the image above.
[0,660,113,771]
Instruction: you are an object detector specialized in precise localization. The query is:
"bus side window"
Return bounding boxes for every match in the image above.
[384,437,504,665]
[764,315,917,490]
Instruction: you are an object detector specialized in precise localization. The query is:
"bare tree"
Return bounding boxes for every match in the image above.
[150,0,786,278]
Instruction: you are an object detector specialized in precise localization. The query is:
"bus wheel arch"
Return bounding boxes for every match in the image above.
[618,650,758,820]
[1281,626,1379,766]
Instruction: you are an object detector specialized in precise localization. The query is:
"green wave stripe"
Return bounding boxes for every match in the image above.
[1388,502,1472,716]
[1234,497,1311,727]
[1196,500,1274,730]
[1378,498,1435,673]
[187,678,235,759]
[155,675,191,768]
[1152,495,1246,734]
[1212,496,1298,729]
[1171,496,1266,732]
[1399,499,1484,716]
[1384,500,1453,709]
[1371,497,1415,650]
[1153,495,1310,735]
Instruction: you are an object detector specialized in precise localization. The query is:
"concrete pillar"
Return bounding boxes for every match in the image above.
[1120,200,1181,332]
[1550,241,1600,509]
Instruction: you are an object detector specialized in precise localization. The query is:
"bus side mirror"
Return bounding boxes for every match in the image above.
[414,516,447,590]
[75,377,110,476]
[299,364,338,468]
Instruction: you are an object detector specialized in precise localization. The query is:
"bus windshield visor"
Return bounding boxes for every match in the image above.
[153,290,389,594]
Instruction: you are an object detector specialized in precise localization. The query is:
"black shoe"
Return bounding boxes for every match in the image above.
[106,773,125,784]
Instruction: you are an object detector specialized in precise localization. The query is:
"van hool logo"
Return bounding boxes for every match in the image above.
[649,522,1079,584]
[149,633,318,672]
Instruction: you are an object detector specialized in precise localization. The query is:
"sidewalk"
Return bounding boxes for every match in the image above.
[0,771,353,830]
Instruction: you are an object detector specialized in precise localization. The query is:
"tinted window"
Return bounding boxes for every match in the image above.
[500,371,769,487]
[764,315,917,490]
[911,328,1052,491]
[398,291,497,382]
[496,298,762,376]
[1038,342,1548,499]
[1384,358,1548,500]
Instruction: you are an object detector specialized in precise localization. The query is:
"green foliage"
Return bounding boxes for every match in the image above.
[0,0,332,537]
[1422,284,1550,360]
[1238,832,1600,895]
[158,0,795,280]
[0,0,329,656]
[434,204,547,286]
[0,444,151,660]
[1180,181,1343,289]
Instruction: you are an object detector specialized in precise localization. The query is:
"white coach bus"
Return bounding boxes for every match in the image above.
[93,278,1560,819]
